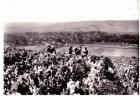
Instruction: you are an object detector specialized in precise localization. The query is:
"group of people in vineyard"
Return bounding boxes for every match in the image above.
[47,45,88,57]
[69,46,88,57]
[3,45,139,95]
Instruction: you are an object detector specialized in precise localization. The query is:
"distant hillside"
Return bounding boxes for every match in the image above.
[5,20,139,34]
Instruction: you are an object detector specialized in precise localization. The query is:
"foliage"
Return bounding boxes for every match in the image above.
[5,31,139,46]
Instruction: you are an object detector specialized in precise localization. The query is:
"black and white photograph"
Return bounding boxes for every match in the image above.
[4,21,139,95]
[1,0,139,96]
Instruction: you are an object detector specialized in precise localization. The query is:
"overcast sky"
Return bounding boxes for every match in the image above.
[3,0,139,23]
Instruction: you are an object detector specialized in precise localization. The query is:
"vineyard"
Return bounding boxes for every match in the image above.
[4,46,139,95]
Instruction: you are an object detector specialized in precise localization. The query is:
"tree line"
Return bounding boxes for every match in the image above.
[4,31,139,46]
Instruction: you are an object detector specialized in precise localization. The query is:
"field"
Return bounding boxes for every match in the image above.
[4,43,139,95]
[4,45,139,95]
[18,43,138,57]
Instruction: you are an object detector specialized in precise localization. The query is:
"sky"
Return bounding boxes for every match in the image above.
[5,21,139,33]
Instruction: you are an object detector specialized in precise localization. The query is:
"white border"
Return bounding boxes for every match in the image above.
[0,0,139,99]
